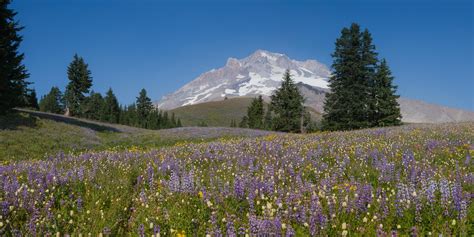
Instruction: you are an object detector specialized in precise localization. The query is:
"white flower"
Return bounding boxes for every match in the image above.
[342,222,347,230]
[451,219,456,226]
[282,223,286,229]
[0,222,3,228]
[363,217,368,223]
[342,230,348,236]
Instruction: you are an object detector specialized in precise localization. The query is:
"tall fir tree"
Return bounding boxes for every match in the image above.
[136,88,153,126]
[39,87,64,114]
[246,95,264,129]
[323,23,377,130]
[371,59,401,126]
[270,69,305,133]
[64,54,93,116]
[102,88,120,123]
[0,0,30,114]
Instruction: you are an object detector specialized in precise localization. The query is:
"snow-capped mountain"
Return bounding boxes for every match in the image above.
[157,49,330,110]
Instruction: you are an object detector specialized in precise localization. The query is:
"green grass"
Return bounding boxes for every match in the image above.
[0,111,274,161]
[170,97,322,127]
[170,97,256,126]
[0,112,197,161]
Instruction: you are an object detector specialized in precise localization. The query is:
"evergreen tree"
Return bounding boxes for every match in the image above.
[0,0,30,114]
[102,88,120,123]
[171,113,177,127]
[322,23,375,131]
[26,89,39,109]
[82,91,103,120]
[322,23,400,130]
[177,118,182,127]
[162,111,169,128]
[64,54,93,116]
[263,107,273,130]
[39,87,64,114]
[239,116,249,128]
[136,89,153,127]
[246,95,264,129]
[371,59,401,126]
[270,70,305,132]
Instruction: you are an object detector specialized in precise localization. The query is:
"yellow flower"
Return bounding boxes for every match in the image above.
[198,191,203,199]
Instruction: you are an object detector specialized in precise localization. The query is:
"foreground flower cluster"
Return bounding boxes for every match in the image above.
[0,123,473,236]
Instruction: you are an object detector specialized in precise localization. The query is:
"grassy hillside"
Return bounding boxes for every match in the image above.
[0,110,274,161]
[170,97,322,127]
[1,122,472,235]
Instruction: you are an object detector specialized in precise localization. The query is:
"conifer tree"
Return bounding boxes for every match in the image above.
[0,0,30,114]
[102,88,120,123]
[246,95,264,129]
[239,116,249,128]
[177,118,182,127]
[64,54,93,116]
[371,59,401,126]
[322,23,401,130]
[26,89,39,109]
[263,106,272,130]
[39,87,64,114]
[270,70,305,132]
[82,91,103,120]
[322,23,374,130]
[136,89,153,127]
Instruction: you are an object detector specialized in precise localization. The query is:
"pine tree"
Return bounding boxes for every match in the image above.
[322,23,400,130]
[136,89,153,127]
[263,106,272,130]
[322,23,375,131]
[176,118,182,127]
[246,95,264,129]
[239,116,249,128]
[82,91,103,120]
[171,113,177,127]
[64,54,93,116]
[26,89,39,109]
[371,59,401,126]
[0,0,30,114]
[102,88,120,123]
[39,87,64,114]
[270,69,305,132]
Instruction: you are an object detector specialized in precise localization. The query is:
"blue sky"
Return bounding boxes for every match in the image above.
[13,0,474,110]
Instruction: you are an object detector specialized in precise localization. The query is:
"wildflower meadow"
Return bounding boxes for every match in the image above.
[0,123,472,236]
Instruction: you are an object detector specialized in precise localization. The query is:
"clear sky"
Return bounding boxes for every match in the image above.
[12,0,474,110]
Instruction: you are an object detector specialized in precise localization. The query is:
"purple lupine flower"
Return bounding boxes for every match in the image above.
[226,219,236,237]
[285,225,295,237]
[138,224,145,237]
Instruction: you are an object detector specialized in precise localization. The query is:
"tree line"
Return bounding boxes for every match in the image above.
[1,0,400,132]
[38,54,181,129]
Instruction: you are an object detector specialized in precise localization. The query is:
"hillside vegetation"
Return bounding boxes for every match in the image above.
[170,97,322,127]
[0,110,274,161]
[0,122,472,235]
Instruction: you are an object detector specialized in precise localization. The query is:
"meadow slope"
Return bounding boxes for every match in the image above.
[0,121,472,235]
[0,110,275,161]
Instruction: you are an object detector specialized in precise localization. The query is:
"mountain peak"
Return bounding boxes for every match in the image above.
[157,50,331,110]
